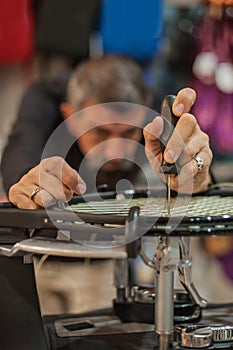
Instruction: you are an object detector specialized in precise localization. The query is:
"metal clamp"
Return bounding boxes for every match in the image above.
[175,323,233,348]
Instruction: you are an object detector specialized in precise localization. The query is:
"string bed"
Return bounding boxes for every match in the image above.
[69,195,233,218]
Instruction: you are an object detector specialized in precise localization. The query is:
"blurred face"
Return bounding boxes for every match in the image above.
[78,122,142,171]
[62,103,146,172]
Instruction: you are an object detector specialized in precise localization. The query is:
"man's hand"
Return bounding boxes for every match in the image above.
[9,156,86,209]
[143,87,213,194]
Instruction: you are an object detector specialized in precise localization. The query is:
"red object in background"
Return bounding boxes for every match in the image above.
[0,0,35,64]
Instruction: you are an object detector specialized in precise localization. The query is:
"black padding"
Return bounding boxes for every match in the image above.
[0,256,49,350]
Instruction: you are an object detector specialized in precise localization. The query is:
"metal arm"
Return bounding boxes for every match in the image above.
[178,237,208,308]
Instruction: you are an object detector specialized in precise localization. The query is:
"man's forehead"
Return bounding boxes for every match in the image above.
[78,104,147,127]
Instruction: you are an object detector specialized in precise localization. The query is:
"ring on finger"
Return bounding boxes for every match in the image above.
[193,155,204,172]
[30,187,41,201]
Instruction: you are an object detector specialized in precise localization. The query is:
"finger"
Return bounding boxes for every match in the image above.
[169,148,212,193]
[164,113,198,164]
[37,169,74,202]
[143,117,164,173]
[191,147,212,176]
[9,184,40,209]
[19,195,41,209]
[32,188,57,208]
[41,157,86,194]
[165,114,212,170]
[172,88,196,116]
[169,164,195,194]
[181,132,211,167]
[143,117,163,154]
[9,158,86,209]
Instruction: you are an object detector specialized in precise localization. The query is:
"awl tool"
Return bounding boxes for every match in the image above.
[159,95,180,216]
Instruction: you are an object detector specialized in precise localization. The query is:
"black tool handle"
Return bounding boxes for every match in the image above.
[159,95,181,174]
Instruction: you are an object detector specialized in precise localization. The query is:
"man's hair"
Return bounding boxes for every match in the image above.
[67,55,149,110]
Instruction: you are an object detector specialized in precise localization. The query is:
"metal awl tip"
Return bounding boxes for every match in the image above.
[167,175,171,216]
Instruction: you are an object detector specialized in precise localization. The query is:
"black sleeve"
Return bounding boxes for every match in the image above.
[0,74,69,196]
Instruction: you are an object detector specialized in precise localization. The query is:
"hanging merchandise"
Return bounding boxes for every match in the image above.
[192,4,233,157]
[36,0,102,62]
[0,0,35,64]
[97,0,163,64]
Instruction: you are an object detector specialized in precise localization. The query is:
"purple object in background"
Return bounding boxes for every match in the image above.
[218,250,233,281]
[192,10,233,156]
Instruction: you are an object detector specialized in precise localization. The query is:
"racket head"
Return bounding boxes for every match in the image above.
[1,188,233,238]
[68,188,233,236]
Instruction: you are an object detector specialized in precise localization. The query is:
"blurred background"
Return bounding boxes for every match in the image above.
[0,0,232,315]
[1,0,232,199]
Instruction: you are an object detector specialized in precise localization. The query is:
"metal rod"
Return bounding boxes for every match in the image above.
[167,175,171,216]
[114,258,129,301]
[154,236,175,350]
[178,237,208,308]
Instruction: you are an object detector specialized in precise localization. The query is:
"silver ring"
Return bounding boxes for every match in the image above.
[30,187,41,200]
[193,155,204,172]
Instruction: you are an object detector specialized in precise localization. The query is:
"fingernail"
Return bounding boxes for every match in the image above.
[165,149,175,162]
[76,183,86,194]
[173,103,184,115]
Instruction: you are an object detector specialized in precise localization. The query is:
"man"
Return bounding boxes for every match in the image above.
[1,55,212,209]
[0,55,215,317]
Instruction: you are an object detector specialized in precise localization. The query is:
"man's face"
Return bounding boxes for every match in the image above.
[67,104,146,172]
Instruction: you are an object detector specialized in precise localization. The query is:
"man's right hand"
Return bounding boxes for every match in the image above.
[9,156,87,209]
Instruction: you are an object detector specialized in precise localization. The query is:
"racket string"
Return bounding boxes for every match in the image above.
[70,195,233,218]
